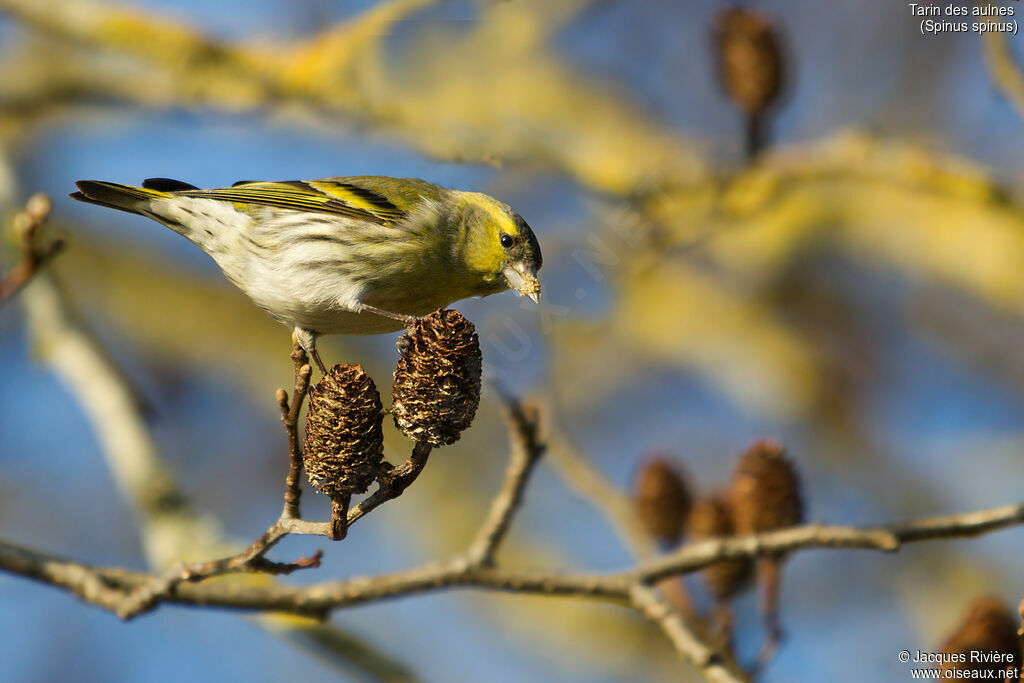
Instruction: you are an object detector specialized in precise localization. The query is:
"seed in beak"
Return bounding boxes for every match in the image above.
[503,265,541,302]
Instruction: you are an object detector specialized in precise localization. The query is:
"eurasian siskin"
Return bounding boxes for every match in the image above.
[70,176,543,371]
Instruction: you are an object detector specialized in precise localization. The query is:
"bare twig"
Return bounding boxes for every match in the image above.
[347,441,433,527]
[546,422,722,669]
[111,342,319,619]
[3,499,1023,618]
[4,497,1024,682]
[754,557,782,671]
[546,429,658,560]
[115,434,436,616]
[0,193,62,306]
[465,397,546,567]
[981,13,1024,125]
[629,584,744,683]
[280,341,313,520]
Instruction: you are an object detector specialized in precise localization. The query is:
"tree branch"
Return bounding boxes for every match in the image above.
[5,496,1024,681]
[2,498,1022,619]
[346,441,433,527]
[546,429,659,560]
[465,396,546,567]
[628,584,743,683]
[279,341,313,520]
[0,193,62,307]
[981,12,1024,126]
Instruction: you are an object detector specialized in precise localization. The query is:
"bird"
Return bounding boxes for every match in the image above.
[71,176,542,373]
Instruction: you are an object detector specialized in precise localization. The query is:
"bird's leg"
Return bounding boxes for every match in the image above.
[293,327,327,374]
[309,347,327,376]
[358,303,418,327]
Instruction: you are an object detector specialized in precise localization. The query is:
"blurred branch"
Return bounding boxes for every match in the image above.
[0,0,436,114]
[465,396,546,567]
[0,194,62,306]
[547,130,1024,425]
[981,15,1024,124]
[544,421,711,660]
[546,429,658,560]
[0,0,703,191]
[629,584,739,683]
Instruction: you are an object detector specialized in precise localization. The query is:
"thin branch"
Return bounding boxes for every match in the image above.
[981,11,1024,125]
[116,394,542,622]
[634,502,1024,584]
[544,419,733,672]
[753,557,782,671]
[546,429,658,560]
[280,341,313,520]
[465,397,546,567]
[0,193,62,307]
[114,438,436,618]
[3,499,1023,619]
[3,497,1023,682]
[628,584,744,683]
[347,441,432,527]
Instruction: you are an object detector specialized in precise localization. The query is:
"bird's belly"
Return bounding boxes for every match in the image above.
[275,291,457,336]
[306,309,407,335]
[217,245,472,336]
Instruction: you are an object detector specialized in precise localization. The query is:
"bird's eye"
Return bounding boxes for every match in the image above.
[500,233,514,248]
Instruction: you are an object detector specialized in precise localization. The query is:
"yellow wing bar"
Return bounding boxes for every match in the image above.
[182,181,406,224]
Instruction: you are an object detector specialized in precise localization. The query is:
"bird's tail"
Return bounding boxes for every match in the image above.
[70,180,173,216]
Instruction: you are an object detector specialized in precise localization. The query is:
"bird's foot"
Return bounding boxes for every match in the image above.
[309,347,328,375]
[293,327,327,375]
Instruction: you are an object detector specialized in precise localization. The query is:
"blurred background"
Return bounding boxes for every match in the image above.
[2,0,1024,680]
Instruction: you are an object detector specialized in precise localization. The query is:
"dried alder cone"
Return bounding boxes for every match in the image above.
[712,7,785,117]
[633,457,692,546]
[939,597,1021,679]
[304,363,384,497]
[729,440,804,538]
[392,309,482,446]
[688,493,752,601]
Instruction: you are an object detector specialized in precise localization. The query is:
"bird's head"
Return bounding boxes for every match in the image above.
[452,191,543,301]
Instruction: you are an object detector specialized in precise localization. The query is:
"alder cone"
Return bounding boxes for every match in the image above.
[712,7,784,117]
[633,457,692,546]
[939,597,1021,678]
[688,494,752,601]
[392,309,482,446]
[728,440,803,537]
[303,364,384,497]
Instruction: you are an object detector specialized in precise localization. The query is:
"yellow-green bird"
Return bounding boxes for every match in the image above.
[71,176,543,372]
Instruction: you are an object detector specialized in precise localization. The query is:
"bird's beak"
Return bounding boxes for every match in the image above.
[503,264,541,303]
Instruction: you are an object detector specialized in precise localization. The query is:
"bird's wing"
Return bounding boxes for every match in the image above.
[319,176,449,213]
[180,180,408,224]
